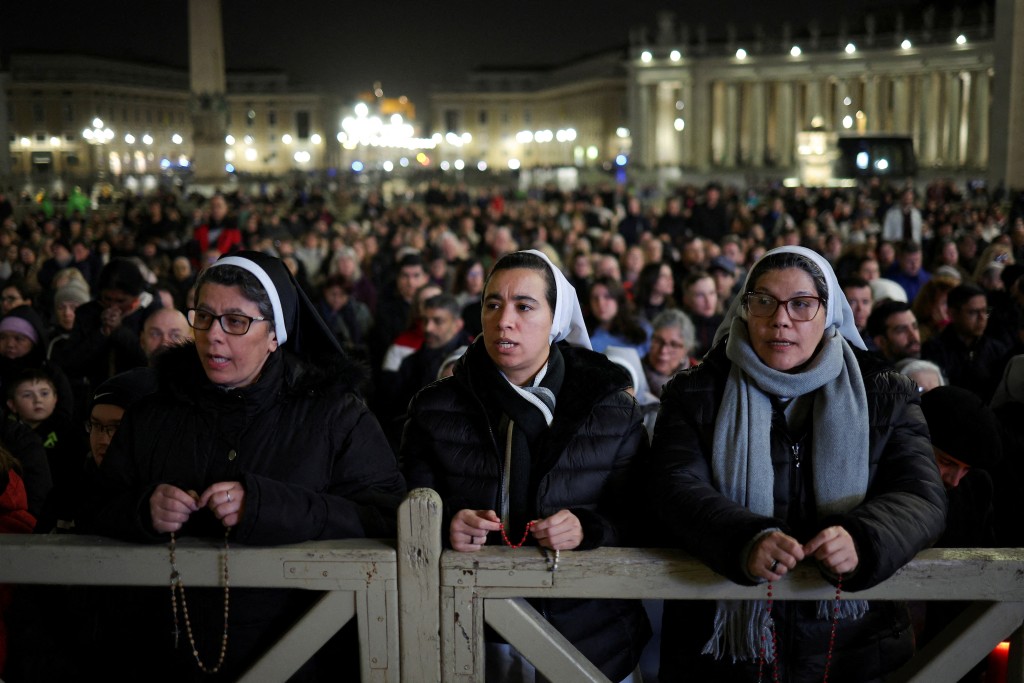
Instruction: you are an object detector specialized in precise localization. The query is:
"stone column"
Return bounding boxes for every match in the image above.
[710,81,727,166]
[749,82,767,167]
[679,76,695,167]
[775,81,795,167]
[0,73,10,180]
[724,83,740,167]
[188,0,228,182]
[805,80,823,128]
[892,76,911,134]
[990,0,1024,190]
[654,82,679,166]
[969,69,990,169]
[692,75,713,171]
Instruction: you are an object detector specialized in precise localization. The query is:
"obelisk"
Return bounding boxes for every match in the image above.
[188,0,228,182]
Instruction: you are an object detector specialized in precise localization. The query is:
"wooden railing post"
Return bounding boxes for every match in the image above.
[397,488,443,683]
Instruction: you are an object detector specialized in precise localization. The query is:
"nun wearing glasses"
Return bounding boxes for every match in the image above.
[85,251,405,681]
[649,246,945,683]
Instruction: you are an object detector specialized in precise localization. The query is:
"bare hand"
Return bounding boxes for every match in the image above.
[150,484,199,534]
[803,526,859,575]
[747,530,806,581]
[450,509,501,552]
[198,481,245,528]
[531,509,583,551]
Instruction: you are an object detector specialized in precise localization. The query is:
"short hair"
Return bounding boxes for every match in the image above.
[899,240,922,255]
[947,283,986,310]
[894,358,947,387]
[194,264,274,321]
[97,258,146,297]
[8,368,56,401]
[397,252,425,271]
[839,276,870,291]
[866,300,912,338]
[422,293,461,318]
[682,270,715,292]
[651,308,696,350]
[322,273,352,295]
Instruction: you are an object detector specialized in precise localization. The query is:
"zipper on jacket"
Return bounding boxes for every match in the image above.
[792,443,801,468]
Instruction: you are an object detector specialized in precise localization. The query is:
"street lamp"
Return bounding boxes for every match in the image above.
[82,117,114,183]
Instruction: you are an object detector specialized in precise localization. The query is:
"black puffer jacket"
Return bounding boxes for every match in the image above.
[650,340,946,683]
[402,340,651,681]
[82,343,406,681]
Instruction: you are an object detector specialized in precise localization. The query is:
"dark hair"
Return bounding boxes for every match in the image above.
[839,276,870,291]
[636,262,676,308]
[746,252,829,303]
[587,276,648,345]
[422,293,461,318]
[866,300,912,338]
[452,258,484,297]
[97,258,146,297]
[194,264,274,321]
[397,252,425,271]
[322,273,352,296]
[947,283,986,310]
[1,276,36,302]
[486,251,557,313]
[8,368,56,401]
[899,240,922,255]
[682,269,715,292]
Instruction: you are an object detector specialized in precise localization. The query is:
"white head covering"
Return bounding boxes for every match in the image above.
[713,245,867,351]
[520,249,592,350]
[869,277,909,304]
[604,345,658,405]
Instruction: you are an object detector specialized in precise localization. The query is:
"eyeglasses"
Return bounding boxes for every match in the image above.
[187,308,270,335]
[85,420,120,437]
[650,335,686,350]
[744,292,824,321]
[964,306,993,318]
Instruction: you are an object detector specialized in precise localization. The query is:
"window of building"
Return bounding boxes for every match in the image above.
[444,109,459,133]
[478,110,488,125]
[247,109,256,127]
[268,110,277,126]
[35,132,45,142]
[64,132,75,142]
[63,103,74,123]
[296,111,310,139]
[32,103,44,124]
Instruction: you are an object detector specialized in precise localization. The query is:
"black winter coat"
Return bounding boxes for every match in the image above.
[650,341,946,683]
[401,340,651,681]
[83,343,406,680]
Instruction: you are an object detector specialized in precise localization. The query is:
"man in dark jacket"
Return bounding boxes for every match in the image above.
[922,283,1010,401]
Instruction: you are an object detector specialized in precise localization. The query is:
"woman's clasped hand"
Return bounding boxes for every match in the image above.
[149,481,246,533]
[450,508,583,552]
[748,527,859,582]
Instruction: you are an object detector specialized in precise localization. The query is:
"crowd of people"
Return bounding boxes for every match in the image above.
[0,174,1020,681]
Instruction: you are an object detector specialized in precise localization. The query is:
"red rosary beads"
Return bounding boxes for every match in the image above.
[758,574,843,683]
[498,520,534,548]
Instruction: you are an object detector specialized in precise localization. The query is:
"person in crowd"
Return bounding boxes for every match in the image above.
[50,258,159,396]
[922,283,1011,402]
[882,188,923,243]
[839,275,874,348]
[452,258,485,339]
[642,309,697,398]
[586,276,651,355]
[315,274,373,360]
[680,270,723,358]
[190,194,242,264]
[402,249,651,683]
[83,251,406,680]
[6,368,86,533]
[618,196,651,247]
[708,255,741,312]
[47,279,90,350]
[0,445,35,677]
[370,251,429,369]
[894,358,947,393]
[0,305,75,419]
[867,300,922,365]
[139,307,191,362]
[649,245,945,682]
[691,182,730,243]
[885,240,931,303]
[911,275,959,345]
[378,281,444,378]
[634,262,676,325]
[0,277,35,316]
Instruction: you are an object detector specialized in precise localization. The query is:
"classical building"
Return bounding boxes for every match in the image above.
[2,53,339,188]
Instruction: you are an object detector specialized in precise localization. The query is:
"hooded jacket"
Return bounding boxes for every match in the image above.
[401,340,651,681]
[650,340,946,683]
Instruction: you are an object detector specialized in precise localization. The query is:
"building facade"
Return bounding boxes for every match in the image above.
[2,53,339,188]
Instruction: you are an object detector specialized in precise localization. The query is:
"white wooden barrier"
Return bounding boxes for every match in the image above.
[397,488,1024,683]
[0,534,398,682]
[3,490,1024,683]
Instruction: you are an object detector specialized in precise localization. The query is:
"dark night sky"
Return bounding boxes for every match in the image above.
[2,1,949,109]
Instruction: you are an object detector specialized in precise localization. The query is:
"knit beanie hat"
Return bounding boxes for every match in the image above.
[54,280,91,308]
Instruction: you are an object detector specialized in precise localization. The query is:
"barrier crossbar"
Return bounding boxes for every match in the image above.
[0,533,398,682]
[397,488,1024,683]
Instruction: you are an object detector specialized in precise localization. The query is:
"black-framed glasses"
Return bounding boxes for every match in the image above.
[187,308,270,335]
[744,292,824,321]
[85,420,119,437]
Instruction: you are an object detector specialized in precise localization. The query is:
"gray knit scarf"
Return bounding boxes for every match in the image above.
[702,318,870,663]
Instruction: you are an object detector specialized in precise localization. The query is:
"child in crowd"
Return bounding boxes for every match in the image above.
[6,368,85,532]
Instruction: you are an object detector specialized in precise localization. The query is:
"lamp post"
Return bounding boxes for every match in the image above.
[82,117,114,185]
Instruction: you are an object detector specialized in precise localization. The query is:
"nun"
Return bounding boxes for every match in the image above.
[85,251,406,680]
[401,249,651,682]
